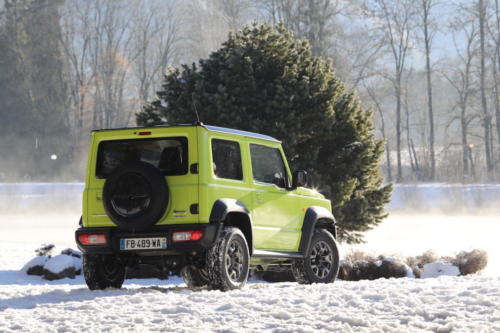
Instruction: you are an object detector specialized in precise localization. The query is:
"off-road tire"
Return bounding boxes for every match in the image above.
[83,254,126,290]
[292,229,339,284]
[103,161,168,231]
[206,227,249,291]
[181,265,209,288]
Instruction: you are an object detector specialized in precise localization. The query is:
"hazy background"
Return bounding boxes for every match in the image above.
[1,0,500,183]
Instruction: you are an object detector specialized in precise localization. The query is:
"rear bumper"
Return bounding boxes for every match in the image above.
[75,223,221,255]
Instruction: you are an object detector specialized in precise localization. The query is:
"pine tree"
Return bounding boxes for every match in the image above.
[137,23,392,243]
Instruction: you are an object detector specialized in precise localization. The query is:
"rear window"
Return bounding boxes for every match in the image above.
[96,137,188,178]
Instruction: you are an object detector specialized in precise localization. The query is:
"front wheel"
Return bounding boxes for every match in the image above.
[83,254,125,290]
[206,227,250,291]
[292,229,339,284]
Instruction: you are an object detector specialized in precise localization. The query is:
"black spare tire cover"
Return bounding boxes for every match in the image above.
[103,161,168,231]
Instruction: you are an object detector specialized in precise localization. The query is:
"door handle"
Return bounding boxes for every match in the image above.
[256,192,264,203]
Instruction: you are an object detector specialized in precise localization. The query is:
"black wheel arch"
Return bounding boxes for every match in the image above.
[298,206,337,255]
[209,199,253,255]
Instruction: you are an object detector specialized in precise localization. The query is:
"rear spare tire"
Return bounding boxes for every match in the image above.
[103,161,168,231]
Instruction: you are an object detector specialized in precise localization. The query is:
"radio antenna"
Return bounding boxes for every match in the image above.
[191,93,202,125]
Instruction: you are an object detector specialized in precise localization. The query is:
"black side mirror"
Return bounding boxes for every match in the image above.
[292,170,308,189]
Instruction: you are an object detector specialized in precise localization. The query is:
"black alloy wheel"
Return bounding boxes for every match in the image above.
[206,227,250,291]
[225,238,245,282]
[292,228,340,284]
[309,240,334,279]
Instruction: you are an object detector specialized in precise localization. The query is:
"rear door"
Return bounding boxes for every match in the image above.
[249,143,300,251]
[83,127,199,228]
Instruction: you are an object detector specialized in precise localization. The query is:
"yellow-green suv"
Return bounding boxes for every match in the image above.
[76,124,339,291]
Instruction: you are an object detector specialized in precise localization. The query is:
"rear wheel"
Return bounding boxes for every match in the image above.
[292,229,339,284]
[83,255,125,290]
[206,227,249,291]
[181,265,209,288]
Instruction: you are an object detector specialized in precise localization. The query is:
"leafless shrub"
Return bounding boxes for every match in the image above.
[338,260,352,280]
[416,250,440,267]
[452,249,488,275]
[405,256,422,278]
[405,250,440,277]
[340,257,410,281]
[344,250,376,263]
[349,261,378,280]
[378,260,409,279]
[405,249,488,277]
[256,248,487,283]
[35,244,54,257]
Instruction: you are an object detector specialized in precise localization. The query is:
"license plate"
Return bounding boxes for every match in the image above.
[120,237,167,250]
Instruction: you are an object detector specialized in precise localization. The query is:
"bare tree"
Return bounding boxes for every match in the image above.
[477,0,493,175]
[60,0,144,131]
[258,0,346,57]
[182,0,231,61]
[489,0,500,161]
[441,15,478,182]
[131,0,181,106]
[217,0,255,32]
[341,27,385,89]
[364,0,416,182]
[89,0,137,129]
[59,0,93,132]
[417,0,438,180]
[364,81,393,181]
[402,69,422,180]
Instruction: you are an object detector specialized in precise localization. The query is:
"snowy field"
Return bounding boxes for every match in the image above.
[1,183,499,332]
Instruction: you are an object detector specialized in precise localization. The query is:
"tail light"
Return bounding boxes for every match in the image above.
[172,230,203,242]
[78,233,107,245]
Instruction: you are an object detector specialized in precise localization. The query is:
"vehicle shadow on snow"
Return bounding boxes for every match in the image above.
[0,270,183,287]
[0,270,85,286]
[0,270,274,311]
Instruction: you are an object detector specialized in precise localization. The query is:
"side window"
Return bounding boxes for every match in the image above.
[212,139,243,180]
[250,144,288,188]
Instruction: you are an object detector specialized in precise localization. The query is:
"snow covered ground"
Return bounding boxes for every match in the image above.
[1,183,499,332]
[0,268,499,332]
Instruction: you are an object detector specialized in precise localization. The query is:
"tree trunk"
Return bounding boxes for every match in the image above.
[422,0,435,180]
[461,116,469,182]
[396,78,402,182]
[410,139,420,174]
[405,97,416,173]
[479,0,493,176]
[495,7,500,159]
[385,142,392,182]
[377,104,392,182]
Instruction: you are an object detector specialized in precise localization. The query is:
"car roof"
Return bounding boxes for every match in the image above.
[91,123,281,143]
[203,125,280,142]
